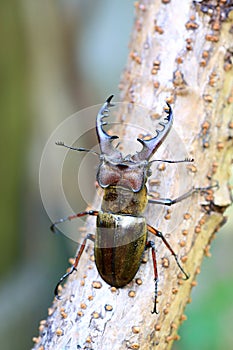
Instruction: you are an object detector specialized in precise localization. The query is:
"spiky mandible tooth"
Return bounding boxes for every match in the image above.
[96,95,122,160]
[133,103,173,161]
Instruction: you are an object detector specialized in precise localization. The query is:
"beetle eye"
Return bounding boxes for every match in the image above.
[147,169,152,177]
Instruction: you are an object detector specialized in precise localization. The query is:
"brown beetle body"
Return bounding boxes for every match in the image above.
[52,95,215,313]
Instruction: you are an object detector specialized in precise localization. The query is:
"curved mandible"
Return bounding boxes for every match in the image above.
[96,95,122,160]
[133,103,173,161]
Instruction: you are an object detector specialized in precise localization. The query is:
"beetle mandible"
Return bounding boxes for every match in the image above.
[51,95,216,314]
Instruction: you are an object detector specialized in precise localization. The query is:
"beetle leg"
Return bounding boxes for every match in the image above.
[149,157,194,164]
[50,210,99,232]
[146,240,159,314]
[52,211,98,297]
[147,224,189,280]
[54,233,95,298]
[148,181,219,206]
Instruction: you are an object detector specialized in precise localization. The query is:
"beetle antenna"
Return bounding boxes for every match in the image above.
[55,141,100,156]
[149,157,194,165]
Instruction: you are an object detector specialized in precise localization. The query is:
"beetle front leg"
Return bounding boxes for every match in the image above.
[146,240,159,314]
[51,210,99,232]
[147,225,189,280]
[55,233,95,297]
[148,182,219,206]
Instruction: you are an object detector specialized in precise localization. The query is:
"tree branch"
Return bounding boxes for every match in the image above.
[33,1,233,349]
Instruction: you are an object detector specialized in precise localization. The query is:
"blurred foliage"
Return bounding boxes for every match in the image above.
[0,1,232,350]
[0,1,30,274]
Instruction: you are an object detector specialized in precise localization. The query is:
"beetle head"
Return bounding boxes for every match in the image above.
[96,96,173,192]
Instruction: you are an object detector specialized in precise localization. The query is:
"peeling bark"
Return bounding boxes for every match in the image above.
[33,1,233,349]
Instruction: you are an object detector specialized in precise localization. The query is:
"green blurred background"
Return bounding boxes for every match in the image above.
[0,1,232,349]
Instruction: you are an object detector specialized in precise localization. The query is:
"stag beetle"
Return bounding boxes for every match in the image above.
[51,95,216,314]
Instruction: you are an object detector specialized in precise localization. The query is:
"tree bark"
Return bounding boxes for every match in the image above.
[33,1,233,349]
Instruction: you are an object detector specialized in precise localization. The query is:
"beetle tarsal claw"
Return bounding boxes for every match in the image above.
[151,307,159,315]
[183,273,190,281]
[150,278,159,314]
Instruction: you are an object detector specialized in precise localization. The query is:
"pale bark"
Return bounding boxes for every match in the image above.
[33,1,233,349]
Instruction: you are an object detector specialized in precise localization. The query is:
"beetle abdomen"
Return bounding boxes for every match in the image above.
[95,212,147,287]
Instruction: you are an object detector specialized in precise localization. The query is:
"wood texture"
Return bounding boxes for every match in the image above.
[33,1,233,349]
